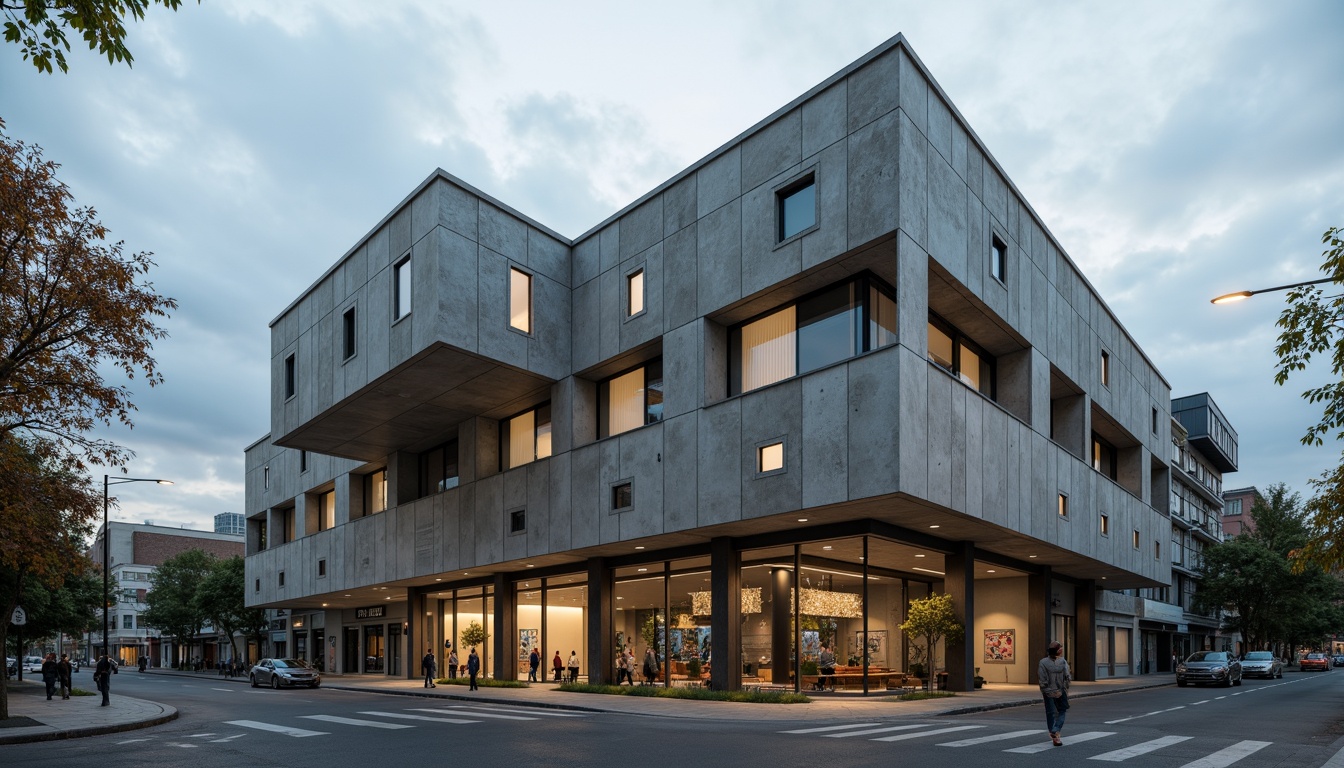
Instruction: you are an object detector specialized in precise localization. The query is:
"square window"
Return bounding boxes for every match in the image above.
[627,269,645,317]
[343,307,356,359]
[510,509,526,534]
[991,235,1007,282]
[759,442,784,473]
[1058,493,1068,518]
[510,267,532,333]
[778,177,816,241]
[1101,350,1111,387]
[600,361,663,438]
[394,255,412,319]
[612,482,633,510]
[1100,514,1109,535]
[318,559,327,578]
[284,354,296,399]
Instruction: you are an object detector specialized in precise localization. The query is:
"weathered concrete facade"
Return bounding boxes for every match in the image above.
[245,34,1173,692]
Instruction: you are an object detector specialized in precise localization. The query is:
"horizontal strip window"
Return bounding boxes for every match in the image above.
[927,312,995,399]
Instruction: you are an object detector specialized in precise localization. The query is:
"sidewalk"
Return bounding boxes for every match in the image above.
[0,679,177,746]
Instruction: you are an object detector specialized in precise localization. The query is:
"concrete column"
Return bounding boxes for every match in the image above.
[944,541,975,692]
[770,568,792,685]
[1075,580,1097,681]
[587,558,613,685]
[1028,566,1052,685]
[710,537,741,691]
[405,588,423,680]
[493,574,514,681]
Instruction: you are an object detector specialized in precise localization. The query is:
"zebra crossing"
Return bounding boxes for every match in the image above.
[779,722,1273,766]
[223,704,586,738]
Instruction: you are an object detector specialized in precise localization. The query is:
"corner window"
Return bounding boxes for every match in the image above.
[778,176,816,241]
[394,255,412,320]
[730,274,896,394]
[284,354,296,399]
[612,482,633,511]
[758,442,784,474]
[599,360,663,438]
[990,235,1007,283]
[1058,493,1068,518]
[503,403,552,469]
[510,509,526,534]
[627,269,645,317]
[363,469,388,517]
[343,307,356,360]
[927,314,995,398]
[510,267,532,333]
[1101,349,1111,387]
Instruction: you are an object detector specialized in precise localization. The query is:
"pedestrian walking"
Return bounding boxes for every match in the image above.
[1039,640,1071,746]
[528,647,540,682]
[467,647,480,690]
[422,648,438,688]
[57,654,73,699]
[40,653,58,700]
[567,650,579,683]
[448,648,459,679]
[94,653,118,706]
[552,650,564,682]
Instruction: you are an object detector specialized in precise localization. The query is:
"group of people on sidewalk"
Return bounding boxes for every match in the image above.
[421,646,481,689]
[38,653,74,700]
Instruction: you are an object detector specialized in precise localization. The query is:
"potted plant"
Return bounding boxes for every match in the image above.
[686,657,703,680]
[900,594,965,689]
[974,666,985,689]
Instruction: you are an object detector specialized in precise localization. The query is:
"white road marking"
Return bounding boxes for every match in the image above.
[438,704,586,717]
[209,735,246,743]
[224,720,329,737]
[824,724,933,738]
[210,688,233,692]
[409,707,536,721]
[781,723,882,734]
[872,725,983,742]
[115,738,153,744]
[299,715,414,729]
[359,711,478,724]
[1191,700,1211,705]
[1176,740,1272,768]
[1005,731,1116,754]
[1090,735,1193,761]
[166,743,199,748]
[938,729,1043,747]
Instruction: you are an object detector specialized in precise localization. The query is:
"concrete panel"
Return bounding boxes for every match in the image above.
[618,424,664,539]
[528,229,569,287]
[598,267,620,362]
[927,92,953,165]
[743,109,801,193]
[899,49,929,136]
[458,484,476,567]
[474,474,504,567]
[620,195,663,261]
[569,444,599,549]
[438,179,478,242]
[547,452,572,553]
[530,273,571,378]
[846,111,899,249]
[801,142,848,272]
[846,50,900,133]
[411,182,439,248]
[802,364,849,508]
[573,236,599,288]
[742,175,801,298]
[696,199,742,316]
[966,143,985,205]
[663,175,697,237]
[927,150,967,281]
[848,350,901,500]
[740,380,803,519]
[389,206,412,265]
[802,81,846,159]
[367,225,390,277]
[476,247,528,369]
[950,384,968,513]
[662,225,698,333]
[697,400,742,526]
[951,120,968,183]
[571,279,600,372]
[597,440,621,545]
[697,147,741,219]
[662,320,700,421]
[503,466,528,511]
[435,227,480,353]
[620,243,662,351]
[479,202,527,265]
[898,112,929,251]
[662,413,698,533]
[600,224,619,274]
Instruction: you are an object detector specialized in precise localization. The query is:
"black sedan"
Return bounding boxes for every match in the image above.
[249,658,321,689]
[1176,650,1242,687]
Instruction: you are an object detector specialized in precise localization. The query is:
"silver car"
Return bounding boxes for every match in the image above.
[1176,650,1242,687]
[249,658,321,689]
[1240,651,1282,679]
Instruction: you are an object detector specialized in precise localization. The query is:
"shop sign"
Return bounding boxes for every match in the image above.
[355,605,386,620]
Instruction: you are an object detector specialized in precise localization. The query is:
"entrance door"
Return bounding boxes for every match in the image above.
[344,627,359,673]
[388,623,402,676]
[295,634,308,664]
[365,625,385,672]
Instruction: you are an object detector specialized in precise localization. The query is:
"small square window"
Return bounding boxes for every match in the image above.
[278,571,285,588]
[394,255,412,319]
[1101,350,1111,387]
[510,509,526,534]
[510,267,532,333]
[627,269,645,317]
[778,177,816,241]
[990,235,1007,283]
[343,307,356,360]
[284,354,296,399]
[1100,514,1109,536]
[612,482,633,511]
[1132,530,1140,549]
[1057,493,1069,518]
[759,442,784,474]
[318,559,327,578]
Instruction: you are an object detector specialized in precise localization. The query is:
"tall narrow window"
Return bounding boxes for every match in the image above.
[1101,349,1111,387]
[318,489,335,531]
[1092,433,1118,480]
[990,235,1007,283]
[778,177,816,241]
[419,438,460,495]
[1100,514,1110,536]
[600,360,663,438]
[363,469,387,516]
[1058,493,1069,518]
[627,269,645,317]
[394,255,411,320]
[503,404,551,469]
[284,354,296,399]
[343,307,356,359]
[299,450,308,473]
[510,267,532,333]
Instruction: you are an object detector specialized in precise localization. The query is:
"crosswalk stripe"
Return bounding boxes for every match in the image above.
[782,723,883,734]
[409,707,536,721]
[873,725,983,742]
[299,715,414,729]
[1090,735,1193,761]
[225,720,328,737]
[939,729,1044,747]
[1176,740,1272,768]
[438,705,586,718]
[1005,731,1116,754]
[824,724,933,738]
[360,711,478,724]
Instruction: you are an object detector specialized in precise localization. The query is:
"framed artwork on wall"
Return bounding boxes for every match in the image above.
[983,628,1015,663]
[519,628,539,662]
[853,630,887,664]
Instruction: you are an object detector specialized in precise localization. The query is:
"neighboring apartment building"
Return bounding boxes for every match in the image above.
[1221,486,1261,537]
[86,521,245,667]
[215,512,246,536]
[244,34,1176,693]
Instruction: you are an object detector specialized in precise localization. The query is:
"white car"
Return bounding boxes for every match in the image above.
[24,656,43,673]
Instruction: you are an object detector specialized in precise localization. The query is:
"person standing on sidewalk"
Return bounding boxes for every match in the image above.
[567,650,579,683]
[57,654,73,699]
[40,653,58,700]
[448,648,459,679]
[94,653,118,706]
[422,648,437,688]
[1038,640,1071,746]
[466,647,480,690]
[528,647,540,682]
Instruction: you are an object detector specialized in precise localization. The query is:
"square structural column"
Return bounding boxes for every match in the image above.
[1028,566,1053,685]
[710,537,741,691]
[405,588,424,680]
[1074,579,1097,681]
[944,541,975,692]
[587,557,613,685]
[493,573,515,681]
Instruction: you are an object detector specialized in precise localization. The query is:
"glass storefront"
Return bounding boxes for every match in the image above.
[365,624,384,672]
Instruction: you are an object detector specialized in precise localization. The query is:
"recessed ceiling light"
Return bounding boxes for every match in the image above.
[929,524,940,529]
[385,596,391,600]
[344,595,351,598]
[638,568,647,572]
[798,518,808,523]
[616,597,624,600]
[911,566,946,576]
[321,603,328,607]
[635,546,645,550]
[986,569,996,574]
[526,564,535,568]
[915,554,926,558]
[822,546,833,551]
[1028,555,1038,559]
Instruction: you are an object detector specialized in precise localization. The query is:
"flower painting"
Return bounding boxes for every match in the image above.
[983,628,1015,664]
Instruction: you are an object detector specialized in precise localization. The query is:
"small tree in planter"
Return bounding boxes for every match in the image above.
[460,621,489,658]
[900,593,964,685]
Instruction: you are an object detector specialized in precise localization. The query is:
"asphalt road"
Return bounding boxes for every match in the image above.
[3,668,1344,767]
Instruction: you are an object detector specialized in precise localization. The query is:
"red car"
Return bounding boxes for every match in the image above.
[1300,652,1332,671]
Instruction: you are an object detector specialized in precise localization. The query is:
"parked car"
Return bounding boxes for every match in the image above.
[249,658,321,689]
[1176,651,1242,687]
[1300,652,1332,671]
[1332,655,1344,668]
[1239,651,1283,679]
[23,656,43,673]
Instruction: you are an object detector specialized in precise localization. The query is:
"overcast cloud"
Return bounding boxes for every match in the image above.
[2,1,1341,530]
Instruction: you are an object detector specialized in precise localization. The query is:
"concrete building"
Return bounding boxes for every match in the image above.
[215,512,246,536]
[87,521,244,667]
[1221,486,1261,537]
[244,34,1177,692]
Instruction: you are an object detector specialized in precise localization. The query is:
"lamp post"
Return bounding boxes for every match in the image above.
[103,475,172,662]
[1210,277,1335,305]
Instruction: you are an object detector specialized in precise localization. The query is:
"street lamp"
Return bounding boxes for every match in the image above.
[1210,277,1335,305]
[103,475,172,662]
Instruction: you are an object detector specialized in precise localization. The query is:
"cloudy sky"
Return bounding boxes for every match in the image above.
[3,1,1341,531]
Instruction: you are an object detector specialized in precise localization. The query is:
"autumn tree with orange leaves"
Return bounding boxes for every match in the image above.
[0,119,175,718]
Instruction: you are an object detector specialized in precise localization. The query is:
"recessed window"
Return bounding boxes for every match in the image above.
[1100,514,1109,536]
[600,361,663,438]
[394,254,412,320]
[503,403,552,469]
[730,274,896,394]
[612,482,633,510]
[1133,530,1141,549]
[1092,433,1117,481]
[759,442,784,473]
[343,307,356,360]
[510,509,527,534]
[363,469,387,517]
[255,578,260,593]
[284,354,296,399]
[263,466,270,490]
[418,439,460,495]
[927,314,995,398]
[1152,407,1158,435]
[317,489,335,532]
[299,450,308,473]
[627,269,645,317]
[778,176,816,241]
[1101,350,1111,387]
[278,571,285,588]
[1058,493,1068,518]
[990,235,1007,283]
[280,507,295,544]
[318,559,327,578]
[509,267,532,333]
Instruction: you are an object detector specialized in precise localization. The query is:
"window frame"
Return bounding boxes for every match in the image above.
[501,402,553,470]
[1100,513,1110,536]
[509,508,527,535]
[509,266,533,334]
[776,171,818,243]
[611,481,633,512]
[1091,432,1118,481]
[626,267,646,319]
[362,468,388,517]
[598,359,664,438]
[1058,493,1069,519]
[342,306,357,361]
[393,254,412,321]
[284,354,296,400]
[926,312,997,399]
[990,233,1007,284]
[1100,349,1111,388]
[756,439,786,476]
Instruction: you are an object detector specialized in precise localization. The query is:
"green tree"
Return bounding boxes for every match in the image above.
[459,620,488,650]
[900,593,963,673]
[3,0,196,74]
[1273,226,1344,572]
[1194,536,1288,651]
[141,549,214,668]
[194,556,266,665]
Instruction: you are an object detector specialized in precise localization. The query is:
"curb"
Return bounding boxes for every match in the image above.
[0,704,178,746]
[935,680,1174,717]
[318,683,611,714]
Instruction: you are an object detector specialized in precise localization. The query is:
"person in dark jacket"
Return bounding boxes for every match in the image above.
[40,653,58,700]
[467,648,480,690]
[528,647,540,682]
[421,648,437,688]
[552,651,564,681]
[1038,640,1071,746]
[94,653,118,706]
[57,654,73,699]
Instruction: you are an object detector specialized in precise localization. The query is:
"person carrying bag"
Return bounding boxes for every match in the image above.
[1038,640,1071,746]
